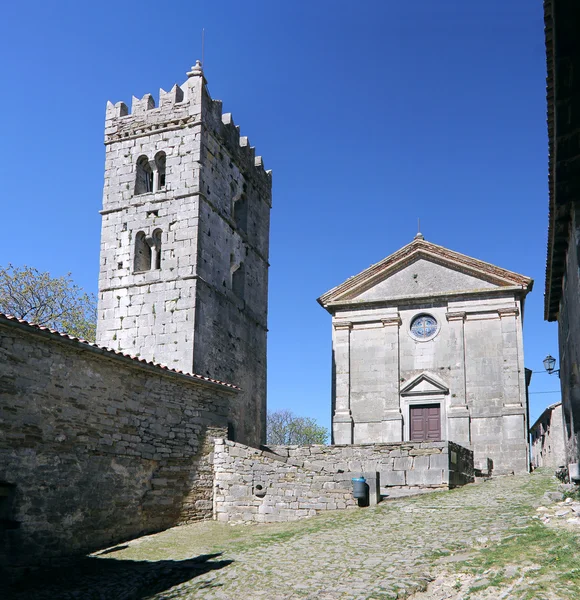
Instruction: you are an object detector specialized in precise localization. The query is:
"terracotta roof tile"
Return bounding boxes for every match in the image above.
[0,313,239,391]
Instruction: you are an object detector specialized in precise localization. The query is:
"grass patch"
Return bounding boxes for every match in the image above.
[455,520,580,598]
[563,488,580,502]
[522,468,560,498]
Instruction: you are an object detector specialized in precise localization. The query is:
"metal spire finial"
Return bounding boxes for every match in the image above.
[415,218,424,240]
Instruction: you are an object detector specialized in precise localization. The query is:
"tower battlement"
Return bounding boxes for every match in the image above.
[97,61,271,447]
[104,62,271,185]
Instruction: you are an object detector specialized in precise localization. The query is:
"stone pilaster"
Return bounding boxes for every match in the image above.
[445,311,470,445]
[332,321,353,444]
[381,316,403,442]
[498,306,528,472]
[498,307,523,409]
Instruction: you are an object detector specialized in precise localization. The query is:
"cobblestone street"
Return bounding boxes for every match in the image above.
[7,470,577,600]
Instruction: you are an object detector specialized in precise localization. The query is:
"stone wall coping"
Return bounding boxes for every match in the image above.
[322,286,526,313]
[213,438,475,524]
[272,441,450,451]
[215,440,453,459]
[0,314,239,393]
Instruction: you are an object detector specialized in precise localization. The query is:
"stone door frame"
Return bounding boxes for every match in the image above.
[409,403,442,441]
[401,393,448,442]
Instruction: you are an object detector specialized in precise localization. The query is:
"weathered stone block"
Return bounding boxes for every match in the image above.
[381,470,406,486]
[413,455,430,470]
[429,453,449,470]
[394,457,413,471]
[406,469,444,486]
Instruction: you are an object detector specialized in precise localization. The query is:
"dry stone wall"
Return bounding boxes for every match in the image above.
[213,439,474,523]
[0,317,234,570]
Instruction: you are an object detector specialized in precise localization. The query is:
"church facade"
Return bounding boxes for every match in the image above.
[318,235,533,474]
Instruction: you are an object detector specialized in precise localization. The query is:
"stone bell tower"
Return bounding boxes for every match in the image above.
[96,62,272,446]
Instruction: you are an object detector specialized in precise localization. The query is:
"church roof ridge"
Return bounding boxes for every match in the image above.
[317,237,533,307]
[0,313,240,391]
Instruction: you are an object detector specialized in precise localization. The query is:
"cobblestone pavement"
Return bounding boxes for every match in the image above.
[6,470,567,600]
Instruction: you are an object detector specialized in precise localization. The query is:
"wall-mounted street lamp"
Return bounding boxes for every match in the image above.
[543,354,560,377]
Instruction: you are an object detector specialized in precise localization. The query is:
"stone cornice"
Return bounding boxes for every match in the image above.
[318,239,533,309]
[105,116,201,145]
[333,321,352,331]
[381,316,402,327]
[446,311,466,322]
[498,307,520,318]
[321,286,526,313]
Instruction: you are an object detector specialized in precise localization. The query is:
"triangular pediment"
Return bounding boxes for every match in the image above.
[318,237,532,308]
[400,372,449,396]
[354,257,498,301]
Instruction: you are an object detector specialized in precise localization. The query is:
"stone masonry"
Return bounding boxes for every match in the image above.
[319,235,532,475]
[213,439,474,523]
[530,402,566,468]
[96,62,272,447]
[0,314,235,570]
[544,0,580,468]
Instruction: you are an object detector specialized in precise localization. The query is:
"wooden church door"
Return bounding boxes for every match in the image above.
[410,404,441,441]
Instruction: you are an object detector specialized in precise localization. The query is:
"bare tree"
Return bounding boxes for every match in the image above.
[267,409,328,445]
[0,264,97,341]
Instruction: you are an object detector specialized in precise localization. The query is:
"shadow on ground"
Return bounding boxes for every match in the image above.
[4,552,233,600]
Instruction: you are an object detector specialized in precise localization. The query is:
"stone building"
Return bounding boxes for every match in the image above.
[96,62,272,446]
[530,402,566,469]
[544,0,580,469]
[318,235,533,474]
[0,312,236,570]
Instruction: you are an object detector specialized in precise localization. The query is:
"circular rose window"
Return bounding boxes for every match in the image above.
[410,314,438,340]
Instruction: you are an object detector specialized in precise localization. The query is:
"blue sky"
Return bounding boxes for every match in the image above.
[0,1,559,430]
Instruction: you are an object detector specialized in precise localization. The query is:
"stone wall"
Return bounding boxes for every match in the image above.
[530,402,566,468]
[0,316,234,570]
[213,440,474,523]
[558,205,580,464]
[544,1,580,467]
[329,295,529,474]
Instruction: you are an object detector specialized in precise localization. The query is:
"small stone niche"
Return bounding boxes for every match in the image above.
[253,482,267,498]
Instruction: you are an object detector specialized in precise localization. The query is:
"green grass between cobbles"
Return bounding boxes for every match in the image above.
[453,521,580,599]
[439,470,580,599]
[95,469,579,599]
[99,472,551,565]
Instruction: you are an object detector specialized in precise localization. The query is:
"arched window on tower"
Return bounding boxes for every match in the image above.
[135,155,153,195]
[151,229,162,270]
[134,231,152,272]
[154,151,166,190]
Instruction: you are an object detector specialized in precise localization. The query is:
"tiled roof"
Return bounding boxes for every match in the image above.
[0,313,239,391]
[544,0,558,321]
[318,236,533,307]
[543,0,580,321]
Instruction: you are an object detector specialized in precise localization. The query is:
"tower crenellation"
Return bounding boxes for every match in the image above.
[97,62,271,446]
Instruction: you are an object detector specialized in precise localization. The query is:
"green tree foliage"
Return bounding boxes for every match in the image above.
[267,409,329,445]
[0,264,97,342]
